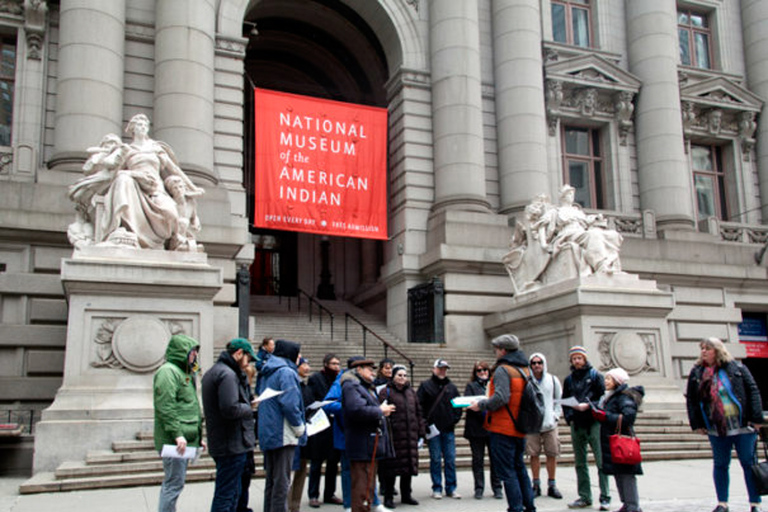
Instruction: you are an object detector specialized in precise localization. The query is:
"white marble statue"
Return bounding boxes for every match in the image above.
[503,186,623,293]
[67,114,205,251]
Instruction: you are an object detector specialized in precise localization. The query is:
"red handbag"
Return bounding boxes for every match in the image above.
[609,414,642,465]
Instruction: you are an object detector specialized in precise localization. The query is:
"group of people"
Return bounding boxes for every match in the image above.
[152,332,766,512]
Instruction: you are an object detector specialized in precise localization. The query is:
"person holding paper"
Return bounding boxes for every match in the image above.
[417,359,462,500]
[289,358,313,512]
[258,340,308,512]
[154,334,203,512]
[462,360,502,500]
[202,338,257,512]
[377,365,425,508]
[306,354,343,508]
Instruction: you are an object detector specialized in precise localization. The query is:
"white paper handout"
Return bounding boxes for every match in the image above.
[255,388,285,403]
[306,408,331,437]
[425,423,440,440]
[307,400,334,410]
[161,444,198,460]
[450,395,486,408]
[375,384,387,395]
[557,396,581,408]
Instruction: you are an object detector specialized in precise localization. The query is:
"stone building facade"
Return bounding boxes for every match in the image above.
[1,0,768,417]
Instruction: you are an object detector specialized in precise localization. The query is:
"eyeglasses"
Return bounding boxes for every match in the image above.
[530,361,543,366]
[476,368,489,373]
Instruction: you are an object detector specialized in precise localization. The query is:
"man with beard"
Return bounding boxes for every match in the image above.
[202,338,257,512]
[562,346,610,510]
[307,353,343,508]
[258,339,307,512]
[468,334,534,512]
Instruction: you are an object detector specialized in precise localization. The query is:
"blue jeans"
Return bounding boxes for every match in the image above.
[159,457,189,512]
[709,432,762,504]
[211,453,247,512]
[489,433,535,512]
[427,431,457,494]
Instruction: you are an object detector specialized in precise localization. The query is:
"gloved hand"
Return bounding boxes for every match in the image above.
[591,408,607,422]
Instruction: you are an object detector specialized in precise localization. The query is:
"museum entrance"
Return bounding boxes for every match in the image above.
[241,0,389,301]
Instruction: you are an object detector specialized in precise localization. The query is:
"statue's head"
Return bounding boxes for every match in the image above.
[558,184,576,204]
[99,133,122,150]
[125,114,150,136]
[164,175,185,198]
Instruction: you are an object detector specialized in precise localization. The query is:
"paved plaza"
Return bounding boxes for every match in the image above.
[0,458,754,512]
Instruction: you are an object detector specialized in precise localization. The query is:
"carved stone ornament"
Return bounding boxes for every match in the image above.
[404,0,419,11]
[91,318,123,369]
[0,0,22,15]
[502,186,624,294]
[739,112,757,161]
[67,114,206,252]
[614,91,635,146]
[23,0,47,60]
[111,315,170,373]
[597,331,657,375]
[546,80,563,136]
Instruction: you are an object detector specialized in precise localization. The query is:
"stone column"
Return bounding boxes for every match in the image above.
[741,0,768,220]
[428,0,489,213]
[50,0,125,173]
[492,0,550,213]
[626,1,694,230]
[154,0,216,182]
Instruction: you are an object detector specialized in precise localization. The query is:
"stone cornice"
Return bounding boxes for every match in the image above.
[215,34,247,59]
[384,67,431,100]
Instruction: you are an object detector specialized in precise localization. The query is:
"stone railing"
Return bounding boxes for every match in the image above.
[700,217,768,245]
[595,209,657,239]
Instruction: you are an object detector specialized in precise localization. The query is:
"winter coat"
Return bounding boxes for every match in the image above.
[481,349,530,438]
[341,371,394,461]
[306,369,338,460]
[686,360,764,433]
[563,362,604,428]
[257,353,307,452]
[417,374,462,433]
[596,384,645,475]
[201,350,256,457]
[153,334,203,451]
[529,352,563,432]
[463,378,490,439]
[378,382,426,476]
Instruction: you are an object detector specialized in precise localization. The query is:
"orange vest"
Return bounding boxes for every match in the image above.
[483,363,527,438]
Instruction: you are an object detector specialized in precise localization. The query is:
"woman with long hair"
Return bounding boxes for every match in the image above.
[463,361,502,500]
[686,337,764,512]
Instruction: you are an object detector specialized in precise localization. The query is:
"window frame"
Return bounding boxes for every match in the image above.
[691,143,727,221]
[561,124,604,209]
[551,0,593,49]
[678,8,714,70]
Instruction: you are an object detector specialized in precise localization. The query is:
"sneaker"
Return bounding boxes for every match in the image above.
[548,486,563,499]
[600,499,611,511]
[533,483,541,497]
[612,506,627,512]
[430,492,442,500]
[474,490,483,500]
[309,499,321,509]
[751,507,762,512]
[324,496,343,506]
[568,498,592,509]
[712,507,728,512]
[446,492,461,499]
[373,505,392,512]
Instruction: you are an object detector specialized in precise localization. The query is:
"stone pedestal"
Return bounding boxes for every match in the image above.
[484,273,685,414]
[32,247,222,472]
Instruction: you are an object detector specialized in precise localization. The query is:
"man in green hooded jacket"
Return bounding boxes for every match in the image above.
[154,334,204,512]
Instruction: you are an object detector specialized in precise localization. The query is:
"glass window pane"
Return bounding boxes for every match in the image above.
[679,29,691,65]
[691,14,706,28]
[565,128,590,155]
[695,174,716,220]
[594,161,603,209]
[695,33,710,69]
[552,4,566,43]
[591,129,600,157]
[571,0,589,5]
[692,145,713,171]
[678,11,690,25]
[569,161,591,208]
[572,8,590,47]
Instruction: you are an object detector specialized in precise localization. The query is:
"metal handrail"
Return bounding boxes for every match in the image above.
[289,288,334,340]
[0,409,40,435]
[344,313,415,375]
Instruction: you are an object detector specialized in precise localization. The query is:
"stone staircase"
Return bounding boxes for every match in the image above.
[20,295,705,494]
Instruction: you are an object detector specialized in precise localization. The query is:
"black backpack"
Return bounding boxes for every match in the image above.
[503,365,545,434]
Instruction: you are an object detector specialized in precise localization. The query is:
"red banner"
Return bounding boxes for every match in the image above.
[253,88,388,240]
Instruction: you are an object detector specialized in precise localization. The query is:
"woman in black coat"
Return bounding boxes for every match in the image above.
[377,365,425,508]
[590,367,644,512]
[686,337,764,512]
[463,361,502,500]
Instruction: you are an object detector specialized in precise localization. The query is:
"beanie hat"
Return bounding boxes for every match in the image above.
[606,367,629,386]
[569,345,588,360]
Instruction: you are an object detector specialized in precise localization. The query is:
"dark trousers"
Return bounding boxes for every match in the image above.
[212,453,248,512]
[308,448,341,500]
[381,473,413,501]
[468,437,502,495]
[237,451,255,512]
[264,446,295,512]
[489,433,534,512]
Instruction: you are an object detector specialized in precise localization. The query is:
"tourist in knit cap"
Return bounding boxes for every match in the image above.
[562,346,610,510]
